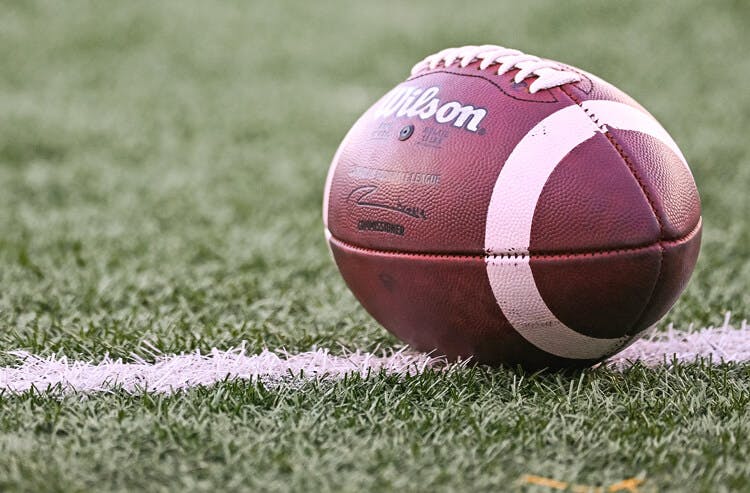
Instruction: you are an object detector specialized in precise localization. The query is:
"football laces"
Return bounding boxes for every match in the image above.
[411,45,581,94]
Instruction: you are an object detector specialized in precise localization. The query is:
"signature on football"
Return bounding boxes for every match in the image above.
[347,185,427,220]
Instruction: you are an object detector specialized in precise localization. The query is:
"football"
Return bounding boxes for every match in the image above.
[323,45,701,369]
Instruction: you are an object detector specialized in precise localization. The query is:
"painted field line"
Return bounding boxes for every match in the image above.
[0,314,747,395]
[0,345,444,395]
[609,313,749,368]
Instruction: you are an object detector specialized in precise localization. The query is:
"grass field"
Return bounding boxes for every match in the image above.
[1,0,749,491]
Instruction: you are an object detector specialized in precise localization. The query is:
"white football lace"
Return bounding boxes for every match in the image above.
[411,45,581,94]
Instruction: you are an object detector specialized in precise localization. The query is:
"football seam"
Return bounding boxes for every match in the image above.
[601,124,666,331]
[558,86,666,237]
[327,218,700,260]
[559,85,673,335]
[407,69,561,104]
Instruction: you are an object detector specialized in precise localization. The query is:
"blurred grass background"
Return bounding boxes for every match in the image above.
[0,1,749,491]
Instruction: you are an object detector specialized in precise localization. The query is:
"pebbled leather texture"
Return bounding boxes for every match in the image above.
[324,56,702,368]
[529,131,661,252]
[326,66,574,254]
[329,236,600,370]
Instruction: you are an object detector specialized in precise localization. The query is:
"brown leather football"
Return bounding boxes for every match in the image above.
[323,45,701,369]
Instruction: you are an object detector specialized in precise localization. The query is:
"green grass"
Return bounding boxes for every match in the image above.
[0,0,749,491]
[2,364,750,492]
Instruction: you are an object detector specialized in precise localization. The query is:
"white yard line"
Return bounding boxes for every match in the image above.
[0,314,748,395]
[0,345,444,394]
[609,313,749,368]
